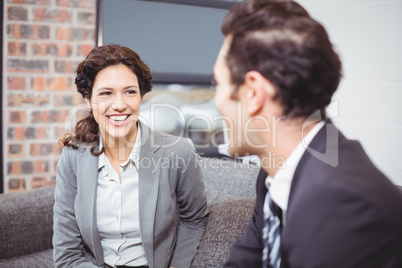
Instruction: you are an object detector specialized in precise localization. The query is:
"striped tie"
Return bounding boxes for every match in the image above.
[262,192,282,268]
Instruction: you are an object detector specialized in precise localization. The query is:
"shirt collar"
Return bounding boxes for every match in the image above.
[266,121,325,211]
[98,124,142,178]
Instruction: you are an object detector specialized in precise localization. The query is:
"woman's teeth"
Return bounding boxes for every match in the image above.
[109,115,128,121]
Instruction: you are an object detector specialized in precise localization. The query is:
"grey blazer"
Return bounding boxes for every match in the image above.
[53,123,209,268]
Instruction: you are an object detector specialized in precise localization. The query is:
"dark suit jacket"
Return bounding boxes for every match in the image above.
[225,120,402,268]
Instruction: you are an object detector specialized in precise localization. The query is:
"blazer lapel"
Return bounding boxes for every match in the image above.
[76,149,104,266]
[137,123,162,268]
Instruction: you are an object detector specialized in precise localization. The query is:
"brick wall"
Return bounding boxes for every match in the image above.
[3,0,96,192]
[298,0,402,185]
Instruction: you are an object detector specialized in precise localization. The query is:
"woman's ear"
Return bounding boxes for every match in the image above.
[244,71,275,116]
[84,96,91,109]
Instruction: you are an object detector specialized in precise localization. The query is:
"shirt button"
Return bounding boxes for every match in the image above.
[116,215,119,220]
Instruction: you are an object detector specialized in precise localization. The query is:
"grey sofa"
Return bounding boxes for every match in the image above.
[0,157,260,268]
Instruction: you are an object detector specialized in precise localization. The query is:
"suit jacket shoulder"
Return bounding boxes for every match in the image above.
[282,121,402,268]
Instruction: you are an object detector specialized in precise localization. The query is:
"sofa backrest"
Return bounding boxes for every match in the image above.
[0,186,55,259]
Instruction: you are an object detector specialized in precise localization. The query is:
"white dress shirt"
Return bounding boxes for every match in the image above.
[96,125,148,267]
[264,121,325,225]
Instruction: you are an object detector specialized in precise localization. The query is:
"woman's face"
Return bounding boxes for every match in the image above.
[86,64,142,146]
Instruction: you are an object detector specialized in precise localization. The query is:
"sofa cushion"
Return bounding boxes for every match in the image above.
[192,158,258,267]
[0,186,55,259]
[191,194,255,268]
[200,157,260,199]
[0,248,53,268]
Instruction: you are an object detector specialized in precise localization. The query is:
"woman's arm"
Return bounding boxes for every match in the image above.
[169,141,209,268]
[53,148,98,268]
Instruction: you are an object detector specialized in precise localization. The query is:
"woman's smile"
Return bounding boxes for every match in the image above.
[107,114,131,127]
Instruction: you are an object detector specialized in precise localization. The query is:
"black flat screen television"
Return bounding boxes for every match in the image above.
[96,0,237,86]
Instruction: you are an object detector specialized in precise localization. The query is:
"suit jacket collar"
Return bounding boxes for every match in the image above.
[137,122,163,268]
[288,119,342,205]
[76,147,104,266]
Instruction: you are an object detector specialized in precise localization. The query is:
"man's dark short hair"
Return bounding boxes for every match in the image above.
[222,0,342,118]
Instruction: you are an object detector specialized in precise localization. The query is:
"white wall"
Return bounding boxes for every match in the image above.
[297,0,402,185]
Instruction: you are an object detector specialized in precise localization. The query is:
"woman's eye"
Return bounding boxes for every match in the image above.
[99,91,111,96]
[126,90,137,95]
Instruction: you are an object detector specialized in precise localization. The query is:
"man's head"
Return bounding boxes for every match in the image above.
[215,0,341,118]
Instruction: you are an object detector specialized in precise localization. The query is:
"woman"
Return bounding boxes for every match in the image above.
[53,44,209,268]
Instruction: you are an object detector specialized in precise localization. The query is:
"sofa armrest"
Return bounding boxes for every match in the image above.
[0,186,55,259]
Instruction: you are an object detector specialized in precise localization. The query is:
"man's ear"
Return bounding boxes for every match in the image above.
[244,71,275,116]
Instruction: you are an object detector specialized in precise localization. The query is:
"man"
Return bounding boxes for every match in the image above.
[213,0,402,267]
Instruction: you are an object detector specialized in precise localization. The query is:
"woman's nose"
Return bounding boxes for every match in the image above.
[112,95,127,111]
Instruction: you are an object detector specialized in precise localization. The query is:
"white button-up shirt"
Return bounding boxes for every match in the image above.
[265,121,325,225]
[96,126,148,267]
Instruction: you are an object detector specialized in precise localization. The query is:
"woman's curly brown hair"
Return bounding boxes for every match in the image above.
[59,44,152,155]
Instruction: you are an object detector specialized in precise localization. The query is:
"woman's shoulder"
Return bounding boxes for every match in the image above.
[139,122,196,155]
[153,130,194,149]
[61,144,92,158]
